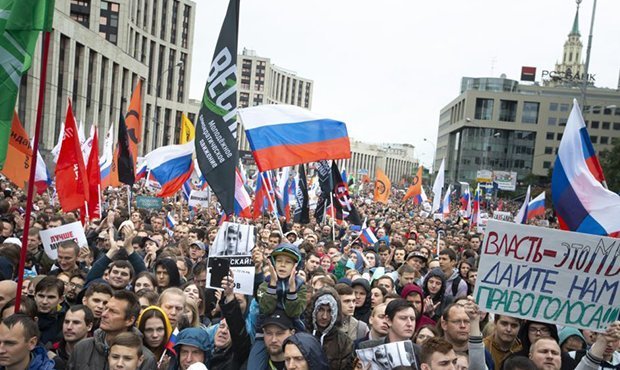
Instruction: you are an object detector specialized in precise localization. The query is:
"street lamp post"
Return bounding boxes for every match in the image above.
[153,61,184,146]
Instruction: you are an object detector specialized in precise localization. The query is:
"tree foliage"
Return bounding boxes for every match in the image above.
[600,138,620,193]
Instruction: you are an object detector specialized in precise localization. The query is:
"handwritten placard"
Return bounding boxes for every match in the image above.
[39,222,88,260]
[474,220,620,331]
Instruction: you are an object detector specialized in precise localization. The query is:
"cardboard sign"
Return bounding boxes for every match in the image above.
[356,340,417,370]
[188,190,209,208]
[492,211,513,221]
[206,222,255,295]
[39,222,88,260]
[136,195,163,210]
[474,220,620,331]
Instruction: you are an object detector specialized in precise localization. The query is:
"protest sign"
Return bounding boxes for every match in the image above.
[475,220,620,331]
[136,195,163,210]
[39,222,88,260]
[206,222,255,295]
[188,190,209,208]
[492,211,513,221]
[493,171,517,191]
[356,340,417,370]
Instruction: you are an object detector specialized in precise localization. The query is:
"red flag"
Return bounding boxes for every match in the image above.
[56,100,89,212]
[86,129,101,219]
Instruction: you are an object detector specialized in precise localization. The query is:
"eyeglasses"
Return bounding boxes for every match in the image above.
[529,326,551,334]
[68,282,83,290]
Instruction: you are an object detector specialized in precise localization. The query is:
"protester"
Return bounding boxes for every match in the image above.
[283,332,329,370]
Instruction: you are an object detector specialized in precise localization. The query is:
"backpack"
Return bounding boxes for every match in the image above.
[451,275,462,297]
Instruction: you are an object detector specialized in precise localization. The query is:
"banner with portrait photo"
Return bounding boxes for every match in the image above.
[206,222,255,295]
[356,340,418,370]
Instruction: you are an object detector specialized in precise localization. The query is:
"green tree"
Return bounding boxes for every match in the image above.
[600,138,620,193]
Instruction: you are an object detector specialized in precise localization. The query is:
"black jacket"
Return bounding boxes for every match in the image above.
[209,296,252,370]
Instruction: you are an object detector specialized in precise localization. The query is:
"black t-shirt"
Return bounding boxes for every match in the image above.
[269,359,285,370]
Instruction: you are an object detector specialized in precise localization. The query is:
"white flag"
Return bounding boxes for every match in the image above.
[431,158,445,213]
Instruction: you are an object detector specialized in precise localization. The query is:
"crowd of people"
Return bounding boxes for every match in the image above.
[0,176,616,370]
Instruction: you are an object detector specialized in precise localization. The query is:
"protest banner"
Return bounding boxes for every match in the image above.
[206,222,255,295]
[493,171,517,191]
[492,211,513,221]
[356,340,417,370]
[475,220,620,331]
[39,222,88,260]
[188,189,209,208]
[136,195,163,210]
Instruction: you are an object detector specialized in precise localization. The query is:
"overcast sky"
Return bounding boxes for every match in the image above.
[188,0,620,167]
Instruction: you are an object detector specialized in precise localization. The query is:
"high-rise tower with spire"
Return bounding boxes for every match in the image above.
[547,1,587,86]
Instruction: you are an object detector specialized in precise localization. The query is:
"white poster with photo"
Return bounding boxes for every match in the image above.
[356,340,418,370]
[188,190,209,208]
[39,222,88,260]
[206,222,255,295]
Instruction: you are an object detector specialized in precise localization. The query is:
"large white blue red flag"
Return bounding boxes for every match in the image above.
[144,141,194,198]
[234,168,251,218]
[360,220,378,245]
[552,99,620,237]
[238,104,351,172]
[527,192,545,220]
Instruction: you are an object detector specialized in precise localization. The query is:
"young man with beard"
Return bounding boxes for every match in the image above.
[64,272,86,306]
[304,287,353,370]
[261,310,295,370]
[48,305,94,370]
[359,299,421,368]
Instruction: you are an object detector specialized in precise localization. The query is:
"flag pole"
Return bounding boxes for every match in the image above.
[16,31,52,312]
[329,191,335,241]
[260,171,283,236]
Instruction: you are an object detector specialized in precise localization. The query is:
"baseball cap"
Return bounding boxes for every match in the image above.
[407,251,427,262]
[3,237,21,247]
[262,310,294,330]
[190,241,206,250]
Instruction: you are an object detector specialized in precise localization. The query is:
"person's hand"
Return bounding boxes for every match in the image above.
[297,270,306,284]
[157,354,171,370]
[14,213,24,230]
[423,296,440,316]
[266,258,277,287]
[462,296,480,321]
[252,247,264,270]
[144,251,156,268]
[106,211,115,229]
[221,271,235,302]
[289,266,297,292]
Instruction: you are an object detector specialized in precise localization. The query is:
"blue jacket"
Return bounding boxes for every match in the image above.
[0,346,56,370]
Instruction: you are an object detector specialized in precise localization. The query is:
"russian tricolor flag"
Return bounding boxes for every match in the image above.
[552,100,620,237]
[239,104,351,172]
[360,226,378,245]
[165,212,176,229]
[234,168,252,218]
[144,141,194,198]
[527,192,546,220]
[514,185,531,224]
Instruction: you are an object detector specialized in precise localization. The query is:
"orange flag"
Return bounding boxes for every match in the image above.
[109,80,142,187]
[125,80,142,172]
[403,166,423,201]
[1,112,32,189]
[56,100,89,212]
[374,168,391,204]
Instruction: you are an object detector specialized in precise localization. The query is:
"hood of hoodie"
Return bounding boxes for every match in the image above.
[283,332,329,370]
[558,327,584,349]
[137,306,173,345]
[518,320,560,350]
[155,258,181,288]
[350,249,365,272]
[423,268,447,300]
[401,283,425,309]
[351,278,372,318]
[173,327,210,360]
[28,346,56,370]
[305,288,342,334]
